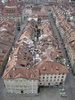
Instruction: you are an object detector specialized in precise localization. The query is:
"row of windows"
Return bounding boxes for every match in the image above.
[6,10,15,13]
[39,79,64,82]
[15,80,37,82]
[40,74,65,76]
[7,89,37,93]
[7,85,37,88]
[40,75,65,79]
[40,82,60,85]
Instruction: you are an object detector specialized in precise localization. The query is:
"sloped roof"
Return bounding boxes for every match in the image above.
[39,6,48,16]
[37,60,68,74]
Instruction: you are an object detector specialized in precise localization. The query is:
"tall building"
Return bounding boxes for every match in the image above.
[0,0,25,24]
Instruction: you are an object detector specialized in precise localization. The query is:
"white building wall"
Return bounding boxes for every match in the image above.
[4,74,67,94]
[39,74,67,86]
[4,78,38,94]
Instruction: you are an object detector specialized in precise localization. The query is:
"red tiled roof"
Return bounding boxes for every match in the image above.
[0,20,14,67]
[2,19,68,80]
[37,61,68,74]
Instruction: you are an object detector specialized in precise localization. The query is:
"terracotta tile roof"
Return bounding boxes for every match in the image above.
[53,5,75,60]
[0,20,14,67]
[2,7,21,16]
[41,22,52,35]
[39,6,48,17]
[19,23,37,42]
[7,0,18,6]
[20,31,31,40]
[3,60,39,80]
[2,40,39,79]
[67,44,75,59]
[36,60,68,74]
[2,19,67,80]
[0,0,25,16]
[32,3,42,12]
[65,30,75,59]
[40,45,48,51]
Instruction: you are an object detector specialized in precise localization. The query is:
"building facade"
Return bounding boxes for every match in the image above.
[4,78,39,94]
[39,73,67,86]
[0,0,25,25]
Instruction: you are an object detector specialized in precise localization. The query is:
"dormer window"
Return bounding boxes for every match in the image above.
[43,67,46,71]
[20,64,25,67]
[2,50,6,53]
[56,66,59,70]
[24,57,26,59]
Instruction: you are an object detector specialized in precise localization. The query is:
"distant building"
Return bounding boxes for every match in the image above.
[0,0,25,25]
[32,3,42,13]
[38,6,49,23]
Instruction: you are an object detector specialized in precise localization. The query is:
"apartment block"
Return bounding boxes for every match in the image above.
[0,0,25,25]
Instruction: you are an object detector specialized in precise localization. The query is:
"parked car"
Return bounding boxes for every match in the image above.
[59,88,67,97]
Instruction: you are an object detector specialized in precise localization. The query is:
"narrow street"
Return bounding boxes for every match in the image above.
[14,19,27,45]
[50,12,75,100]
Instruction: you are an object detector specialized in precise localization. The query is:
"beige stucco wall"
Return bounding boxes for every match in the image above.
[39,74,67,86]
[4,78,38,94]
